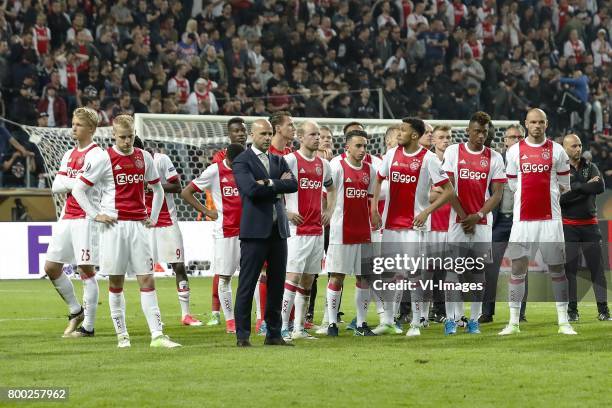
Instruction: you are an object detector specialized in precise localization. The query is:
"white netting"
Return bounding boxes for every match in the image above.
[25,114,518,220]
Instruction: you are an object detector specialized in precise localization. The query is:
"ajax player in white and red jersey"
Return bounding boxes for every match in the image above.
[442,111,506,335]
[326,129,378,337]
[181,143,245,334]
[280,121,335,341]
[72,115,181,348]
[499,108,576,336]
[139,140,203,327]
[45,107,102,338]
[372,118,452,337]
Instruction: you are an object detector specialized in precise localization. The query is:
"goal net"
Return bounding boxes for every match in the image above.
[24,114,518,221]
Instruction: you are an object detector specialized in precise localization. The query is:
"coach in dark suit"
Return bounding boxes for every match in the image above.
[232,119,298,347]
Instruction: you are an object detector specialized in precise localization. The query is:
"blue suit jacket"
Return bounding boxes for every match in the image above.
[232,148,298,239]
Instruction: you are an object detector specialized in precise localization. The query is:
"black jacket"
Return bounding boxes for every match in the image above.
[560,158,605,220]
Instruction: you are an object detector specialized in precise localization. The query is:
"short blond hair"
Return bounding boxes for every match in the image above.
[113,114,134,131]
[296,120,318,138]
[73,107,99,130]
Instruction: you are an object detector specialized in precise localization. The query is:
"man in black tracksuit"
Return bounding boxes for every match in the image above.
[560,134,610,321]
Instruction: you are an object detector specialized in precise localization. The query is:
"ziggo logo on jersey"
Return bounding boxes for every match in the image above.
[346,187,368,198]
[116,173,144,185]
[222,186,239,196]
[300,178,322,189]
[459,168,487,180]
[521,163,551,173]
[391,171,417,183]
[66,167,80,178]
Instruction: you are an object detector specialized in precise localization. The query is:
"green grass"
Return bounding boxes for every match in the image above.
[0,278,611,408]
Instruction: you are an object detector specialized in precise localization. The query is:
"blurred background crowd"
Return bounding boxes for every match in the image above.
[0,0,610,189]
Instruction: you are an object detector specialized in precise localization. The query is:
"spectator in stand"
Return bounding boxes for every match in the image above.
[186,78,219,114]
[36,84,67,127]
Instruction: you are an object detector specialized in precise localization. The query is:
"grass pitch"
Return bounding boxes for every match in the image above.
[0,278,610,408]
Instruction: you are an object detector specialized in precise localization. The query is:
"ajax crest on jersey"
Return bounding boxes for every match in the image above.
[135,158,144,169]
[541,150,551,160]
[315,165,322,176]
[409,160,420,171]
[362,175,370,184]
[480,158,488,168]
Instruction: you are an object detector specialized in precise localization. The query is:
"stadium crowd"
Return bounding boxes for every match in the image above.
[0,0,610,189]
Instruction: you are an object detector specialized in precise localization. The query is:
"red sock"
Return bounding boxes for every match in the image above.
[289,305,295,322]
[259,274,267,318]
[212,274,220,313]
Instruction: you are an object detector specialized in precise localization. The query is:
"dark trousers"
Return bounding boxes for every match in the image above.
[235,224,287,340]
[483,214,528,317]
[564,223,608,313]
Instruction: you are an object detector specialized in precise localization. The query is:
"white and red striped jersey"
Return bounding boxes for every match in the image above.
[167,77,190,104]
[145,153,180,227]
[329,157,376,244]
[506,139,570,221]
[79,147,160,221]
[57,143,102,220]
[190,160,241,238]
[377,146,449,231]
[33,25,51,55]
[284,151,333,236]
[442,143,506,227]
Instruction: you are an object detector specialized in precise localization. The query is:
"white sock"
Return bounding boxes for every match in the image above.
[109,288,127,336]
[218,278,234,321]
[52,273,81,314]
[393,288,403,317]
[177,280,190,318]
[81,275,98,331]
[422,301,431,321]
[254,280,261,320]
[140,289,163,339]
[281,281,297,330]
[294,290,309,332]
[470,302,482,321]
[411,302,422,325]
[455,301,465,321]
[556,302,569,325]
[509,302,521,325]
[355,284,370,327]
[326,283,342,325]
[445,302,455,321]
[509,273,526,325]
[370,287,385,315]
[321,295,329,325]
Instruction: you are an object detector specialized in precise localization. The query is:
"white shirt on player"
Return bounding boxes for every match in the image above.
[145,153,179,227]
[377,145,449,231]
[55,143,103,220]
[442,142,506,227]
[79,146,160,221]
[329,157,376,244]
[190,159,241,239]
[505,138,570,221]
[284,151,333,237]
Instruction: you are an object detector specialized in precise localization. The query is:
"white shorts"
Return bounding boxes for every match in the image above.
[149,223,185,264]
[326,243,373,276]
[508,219,565,265]
[214,236,240,277]
[46,218,99,266]
[99,221,154,276]
[381,229,424,258]
[447,223,493,266]
[425,230,448,258]
[371,229,382,257]
[287,234,324,274]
